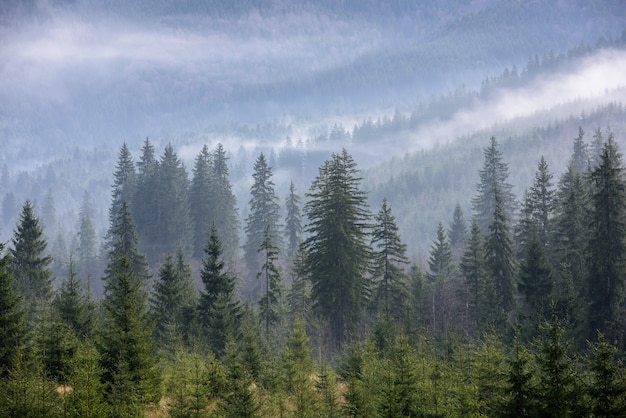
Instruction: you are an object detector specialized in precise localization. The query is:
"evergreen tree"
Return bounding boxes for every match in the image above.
[0,243,25,377]
[483,186,516,328]
[284,180,302,262]
[211,143,240,264]
[99,255,160,411]
[64,340,108,418]
[133,138,159,260]
[9,200,54,321]
[460,218,485,332]
[190,144,213,258]
[501,332,537,418]
[219,339,259,418]
[448,202,467,261]
[571,126,589,172]
[587,135,626,343]
[198,223,242,357]
[284,317,317,418]
[244,152,282,298]
[53,257,94,340]
[590,127,605,169]
[518,227,554,341]
[370,198,409,319]
[76,191,99,283]
[587,333,626,417]
[472,136,516,235]
[301,149,371,349]
[529,156,555,249]
[151,250,196,349]
[257,224,284,344]
[106,143,136,247]
[427,222,454,335]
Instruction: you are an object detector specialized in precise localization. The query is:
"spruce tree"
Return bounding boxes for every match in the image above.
[460,218,485,332]
[284,180,302,262]
[190,144,213,258]
[106,143,136,247]
[0,243,25,377]
[257,225,284,344]
[244,152,282,298]
[448,202,467,261]
[472,136,516,235]
[211,143,240,264]
[301,149,371,349]
[587,135,626,343]
[9,200,54,321]
[571,126,589,173]
[587,333,626,417]
[427,222,454,335]
[53,257,93,340]
[484,186,516,329]
[76,191,99,283]
[370,198,409,319]
[198,223,242,357]
[284,317,317,418]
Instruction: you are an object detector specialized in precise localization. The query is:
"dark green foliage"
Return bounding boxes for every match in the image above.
[53,257,94,340]
[99,254,160,410]
[284,180,303,262]
[210,143,240,264]
[244,152,282,299]
[257,225,284,343]
[151,249,197,349]
[460,218,485,333]
[587,135,626,343]
[483,186,516,328]
[370,198,409,319]
[316,360,340,418]
[472,136,516,235]
[535,313,581,417]
[518,227,554,340]
[0,243,25,377]
[107,143,136,246]
[10,200,54,313]
[302,149,371,349]
[219,339,260,418]
[501,332,537,418]
[587,333,626,417]
[198,223,242,357]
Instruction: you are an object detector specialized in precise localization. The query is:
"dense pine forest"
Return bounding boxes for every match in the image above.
[2,130,626,417]
[2,0,626,417]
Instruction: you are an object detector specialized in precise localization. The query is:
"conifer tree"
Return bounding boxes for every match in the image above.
[427,222,454,335]
[284,317,317,418]
[190,144,213,258]
[529,156,555,249]
[211,143,240,264]
[460,218,485,332]
[587,135,626,343]
[472,136,516,235]
[571,126,589,173]
[0,243,25,377]
[106,143,136,247]
[284,180,302,262]
[587,333,626,417]
[301,149,371,349]
[65,340,108,418]
[10,200,54,321]
[53,257,94,340]
[244,152,282,298]
[484,186,516,328]
[257,225,284,343]
[370,198,409,319]
[501,332,537,418]
[99,255,160,411]
[76,191,99,282]
[198,223,242,357]
[448,202,467,261]
[219,339,259,418]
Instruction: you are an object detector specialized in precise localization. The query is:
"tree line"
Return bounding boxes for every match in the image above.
[1,129,626,416]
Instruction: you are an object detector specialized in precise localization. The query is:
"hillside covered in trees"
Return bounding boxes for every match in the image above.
[2,1,626,417]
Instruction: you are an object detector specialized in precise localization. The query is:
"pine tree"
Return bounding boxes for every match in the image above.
[572,126,589,172]
[190,144,214,258]
[529,156,555,249]
[284,180,302,262]
[106,143,136,247]
[301,149,371,349]
[65,340,108,418]
[99,255,160,411]
[370,198,409,319]
[484,186,516,328]
[133,138,159,260]
[9,200,54,321]
[244,152,282,298]
[76,191,99,283]
[448,202,467,261]
[427,222,454,335]
[587,332,626,417]
[501,332,537,418]
[284,317,317,418]
[211,143,240,264]
[219,339,259,418]
[198,223,242,357]
[460,218,485,332]
[53,257,94,340]
[257,224,284,344]
[518,227,554,341]
[587,135,626,343]
[472,137,516,235]
[0,243,25,377]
